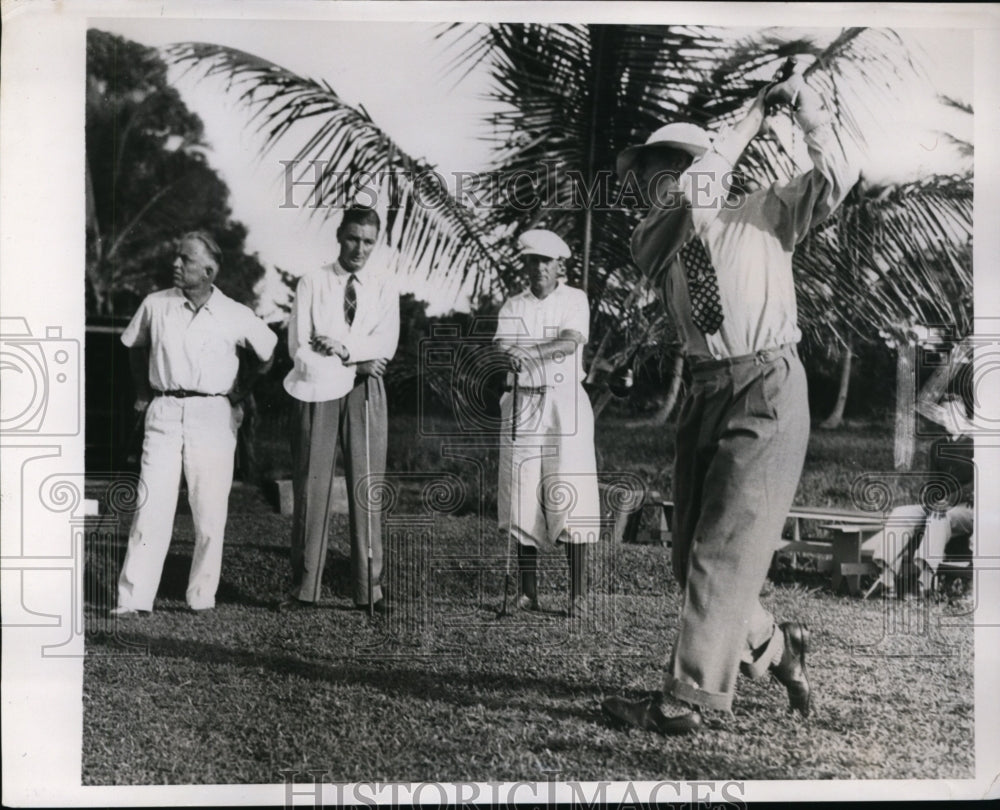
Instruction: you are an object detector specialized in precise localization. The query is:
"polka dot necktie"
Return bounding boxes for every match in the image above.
[344,274,357,326]
[680,235,724,335]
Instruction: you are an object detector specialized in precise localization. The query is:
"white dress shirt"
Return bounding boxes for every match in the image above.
[121,287,277,394]
[631,108,859,361]
[494,281,590,390]
[284,260,400,402]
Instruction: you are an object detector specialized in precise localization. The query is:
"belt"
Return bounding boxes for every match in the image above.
[153,389,225,398]
[689,342,797,377]
[502,385,547,395]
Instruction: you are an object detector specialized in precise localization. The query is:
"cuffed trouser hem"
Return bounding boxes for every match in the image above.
[739,623,784,680]
[664,676,734,712]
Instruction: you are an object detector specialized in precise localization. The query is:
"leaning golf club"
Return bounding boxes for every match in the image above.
[365,387,374,619]
[498,358,520,619]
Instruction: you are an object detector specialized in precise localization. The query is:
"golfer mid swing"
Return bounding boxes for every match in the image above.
[494,230,601,619]
[602,65,859,734]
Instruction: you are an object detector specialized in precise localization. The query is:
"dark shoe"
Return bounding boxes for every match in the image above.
[601,694,702,736]
[771,621,811,717]
[274,595,314,613]
[357,598,389,616]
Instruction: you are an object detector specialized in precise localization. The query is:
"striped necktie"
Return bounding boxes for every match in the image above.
[680,235,724,335]
[344,274,357,326]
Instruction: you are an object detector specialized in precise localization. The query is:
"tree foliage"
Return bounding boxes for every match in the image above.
[164,25,973,418]
[86,29,265,316]
[168,41,513,301]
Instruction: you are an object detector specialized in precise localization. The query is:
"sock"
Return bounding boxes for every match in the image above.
[518,543,537,600]
[566,542,587,600]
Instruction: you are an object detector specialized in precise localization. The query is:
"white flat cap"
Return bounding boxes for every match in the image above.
[518,229,571,259]
[616,123,712,180]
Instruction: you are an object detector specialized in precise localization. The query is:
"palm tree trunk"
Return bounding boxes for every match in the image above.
[591,388,615,421]
[819,342,852,429]
[894,342,916,470]
[85,159,107,316]
[580,26,606,295]
[655,351,685,425]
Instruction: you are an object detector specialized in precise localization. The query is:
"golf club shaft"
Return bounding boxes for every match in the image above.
[365,388,373,618]
[504,371,520,614]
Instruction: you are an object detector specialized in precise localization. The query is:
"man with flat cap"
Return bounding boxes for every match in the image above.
[494,229,600,618]
[602,68,859,733]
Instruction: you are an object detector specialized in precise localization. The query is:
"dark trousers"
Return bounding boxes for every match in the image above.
[289,377,387,605]
[664,345,809,711]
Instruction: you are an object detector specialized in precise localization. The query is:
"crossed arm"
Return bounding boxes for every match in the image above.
[496,331,586,372]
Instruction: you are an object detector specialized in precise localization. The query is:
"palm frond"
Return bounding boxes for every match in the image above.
[167,42,511,290]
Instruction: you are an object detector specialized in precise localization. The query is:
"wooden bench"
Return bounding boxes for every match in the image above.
[630,499,885,597]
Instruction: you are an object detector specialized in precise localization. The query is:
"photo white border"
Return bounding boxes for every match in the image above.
[2,1,998,805]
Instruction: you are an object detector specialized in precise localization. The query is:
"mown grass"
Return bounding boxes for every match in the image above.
[82,417,972,784]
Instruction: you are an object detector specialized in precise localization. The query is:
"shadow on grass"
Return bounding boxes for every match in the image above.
[91,631,611,725]
[85,539,359,610]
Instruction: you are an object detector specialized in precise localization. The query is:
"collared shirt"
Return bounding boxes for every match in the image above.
[631,108,859,361]
[284,260,400,402]
[121,287,277,394]
[494,281,590,389]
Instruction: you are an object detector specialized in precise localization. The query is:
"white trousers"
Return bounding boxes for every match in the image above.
[117,396,239,610]
[497,383,601,549]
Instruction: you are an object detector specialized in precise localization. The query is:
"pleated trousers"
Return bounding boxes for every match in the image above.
[664,344,809,711]
[289,376,387,605]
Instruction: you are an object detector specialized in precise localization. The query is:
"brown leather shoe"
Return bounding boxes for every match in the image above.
[601,694,702,736]
[770,621,811,717]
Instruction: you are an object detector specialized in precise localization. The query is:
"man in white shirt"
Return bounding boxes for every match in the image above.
[113,232,277,614]
[494,229,601,619]
[603,69,858,733]
[280,206,400,613]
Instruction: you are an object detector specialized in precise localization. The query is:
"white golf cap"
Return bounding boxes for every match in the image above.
[518,229,571,259]
[616,123,712,180]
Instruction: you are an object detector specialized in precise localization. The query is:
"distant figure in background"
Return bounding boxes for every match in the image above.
[603,65,858,734]
[866,393,974,596]
[279,205,400,614]
[494,229,600,618]
[113,232,277,615]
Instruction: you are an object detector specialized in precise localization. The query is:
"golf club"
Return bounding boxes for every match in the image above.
[365,385,374,619]
[497,357,520,619]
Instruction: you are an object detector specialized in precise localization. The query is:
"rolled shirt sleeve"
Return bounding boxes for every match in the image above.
[120,298,152,349]
[241,308,277,361]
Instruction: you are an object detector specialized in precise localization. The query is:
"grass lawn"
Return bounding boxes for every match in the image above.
[82,416,973,784]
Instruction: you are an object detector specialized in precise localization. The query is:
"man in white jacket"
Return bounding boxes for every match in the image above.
[280,205,400,614]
